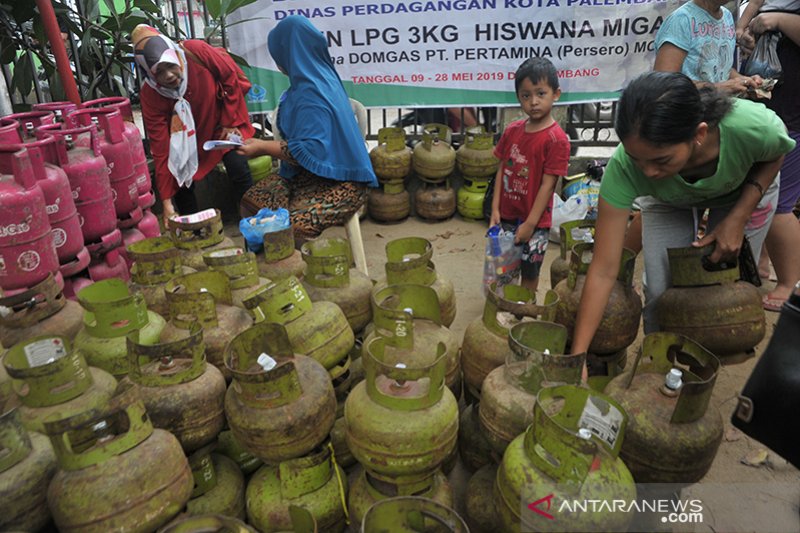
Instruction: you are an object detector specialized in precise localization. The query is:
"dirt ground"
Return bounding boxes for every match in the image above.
[304,212,800,533]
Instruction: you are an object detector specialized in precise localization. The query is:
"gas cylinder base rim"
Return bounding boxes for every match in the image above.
[85,228,123,257]
[58,246,91,277]
[117,206,144,229]
[0,271,64,297]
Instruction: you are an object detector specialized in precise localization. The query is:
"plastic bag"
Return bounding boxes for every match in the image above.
[550,193,590,243]
[483,225,522,296]
[239,207,290,253]
[742,31,783,79]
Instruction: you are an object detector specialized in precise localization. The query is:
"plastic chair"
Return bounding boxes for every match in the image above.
[272,99,369,276]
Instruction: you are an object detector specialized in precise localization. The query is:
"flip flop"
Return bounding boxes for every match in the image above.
[762,294,786,312]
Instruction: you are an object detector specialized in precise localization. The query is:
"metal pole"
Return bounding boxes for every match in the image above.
[0,71,13,115]
[35,0,81,103]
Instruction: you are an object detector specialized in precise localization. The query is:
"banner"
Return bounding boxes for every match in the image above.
[227,0,680,111]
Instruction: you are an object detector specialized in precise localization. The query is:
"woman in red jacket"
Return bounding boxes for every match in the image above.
[132,25,254,222]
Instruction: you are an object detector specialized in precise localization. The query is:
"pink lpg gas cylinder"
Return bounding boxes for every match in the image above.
[136,210,161,239]
[65,108,141,227]
[35,123,120,255]
[32,101,78,123]
[0,137,89,277]
[0,146,60,294]
[119,226,146,270]
[3,111,55,139]
[81,97,152,207]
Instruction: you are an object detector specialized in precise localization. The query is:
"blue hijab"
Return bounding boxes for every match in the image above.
[268,16,377,186]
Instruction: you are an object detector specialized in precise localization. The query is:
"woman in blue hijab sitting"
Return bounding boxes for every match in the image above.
[238,15,377,243]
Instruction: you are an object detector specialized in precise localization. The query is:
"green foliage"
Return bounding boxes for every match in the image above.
[0,0,254,104]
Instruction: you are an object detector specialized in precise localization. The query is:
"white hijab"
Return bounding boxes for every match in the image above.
[133,25,197,188]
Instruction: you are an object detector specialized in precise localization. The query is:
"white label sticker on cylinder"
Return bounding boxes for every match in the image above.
[24,337,67,367]
[578,396,624,450]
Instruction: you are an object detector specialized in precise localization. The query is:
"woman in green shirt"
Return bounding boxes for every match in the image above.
[571,71,795,364]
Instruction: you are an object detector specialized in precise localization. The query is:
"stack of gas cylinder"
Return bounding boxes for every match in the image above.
[456,128,499,220]
[412,123,457,221]
[367,127,412,223]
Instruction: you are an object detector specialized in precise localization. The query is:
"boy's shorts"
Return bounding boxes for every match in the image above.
[500,221,550,279]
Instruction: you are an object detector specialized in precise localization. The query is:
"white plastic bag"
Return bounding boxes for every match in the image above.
[483,225,522,296]
[550,193,590,243]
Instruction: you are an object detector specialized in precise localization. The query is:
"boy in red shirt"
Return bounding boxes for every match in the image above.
[490,57,571,292]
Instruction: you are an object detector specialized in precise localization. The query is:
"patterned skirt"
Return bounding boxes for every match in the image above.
[240,169,368,242]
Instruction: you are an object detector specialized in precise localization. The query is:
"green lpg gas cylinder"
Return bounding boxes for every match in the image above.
[4,335,116,433]
[349,470,454,528]
[456,128,499,179]
[458,402,494,473]
[0,408,57,532]
[202,247,271,308]
[369,127,412,184]
[0,273,83,347]
[479,320,580,458]
[258,226,306,281]
[45,386,194,533]
[372,237,456,327]
[128,236,195,317]
[159,514,258,533]
[73,279,165,378]
[605,332,723,483]
[160,271,253,379]
[121,323,226,452]
[461,284,558,402]
[186,445,246,519]
[167,208,237,271]
[224,323,336,464]
[301,238,373,334]
[494,385,636,533]
[361,496,468,533]
[554,242,641,354]
[345,336,458,486]
[363,284,461,397]
[656,245,765,362]
[248,155,273,183]
[244,276,354,374]
[457,177,490,220]
[549,219,595,290]
[217,429,263,476]
[246,443,348,532]
[465,464,498,533]
[413,124,455,183]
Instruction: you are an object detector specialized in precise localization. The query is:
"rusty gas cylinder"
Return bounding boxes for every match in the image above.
[258,225,306,281]
[301,238,373,334]
[244,276,353,375]
[465,464,498,533]
[605,332,723,483]
[348,469,454,528]
[168,209,236,271]
[0,408,57,532]
[364,284,461,397]
[202,247,271,308]
[45,386,194,533]
[415,182,456,221]
[495,385,635,533]
[554,242,641,354]
[159,514,257,533]
[370,127,412,183]
[372,236,456,327]
[656,245,765,362]
[361,496,468,533]
[549,219,595,289]
[479,320,581,458]
[186,445,246,520]
[217,429,263,476]
[224,323,336,464]
[458,403,494,473]
[4,335,116,434]
[121,323,226,452]
[0,273,83,347]
[73,278,166,378]
[413,124,455,183]
[345,336,458,488]
[246,443,348,532]
[128,236,195,317]
[461,283,558,402]
[160,271,253,379]
[456,128,499,179]
[368,183,410,223]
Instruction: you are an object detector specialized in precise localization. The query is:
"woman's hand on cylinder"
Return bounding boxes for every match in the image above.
[161,198,177,227]
[692,215,744,264]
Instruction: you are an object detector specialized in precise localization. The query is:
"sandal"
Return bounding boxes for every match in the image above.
[762,294,786,312]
